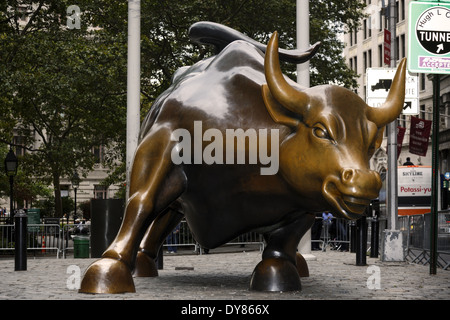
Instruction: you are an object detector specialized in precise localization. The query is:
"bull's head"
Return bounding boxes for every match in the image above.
[262,32,406,219]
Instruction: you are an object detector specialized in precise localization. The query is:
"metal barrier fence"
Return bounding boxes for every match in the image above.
[162,220,265,254]
[311,217,351,252]
[2,214,447,266]
[400,211,450,270]
[0,223,61,258]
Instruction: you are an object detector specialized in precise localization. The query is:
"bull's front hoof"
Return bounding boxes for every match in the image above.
[249,258,301,292]
[133,251,158,277]
[79,258,136,294]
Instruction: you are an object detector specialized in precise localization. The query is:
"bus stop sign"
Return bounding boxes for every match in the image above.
[408,1,450,74]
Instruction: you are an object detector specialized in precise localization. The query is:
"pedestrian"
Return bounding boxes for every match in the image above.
[311,213,323,250]
[166,223,180,253]
[403,157,414,165]
[322,211,333,247]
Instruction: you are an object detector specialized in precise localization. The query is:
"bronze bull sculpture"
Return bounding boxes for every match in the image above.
[79,22,406,294]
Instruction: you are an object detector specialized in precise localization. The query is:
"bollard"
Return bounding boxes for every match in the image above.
[370,215,379,258]
[14,209,27,271]
[355,215,367,266]
[350,221,357,253]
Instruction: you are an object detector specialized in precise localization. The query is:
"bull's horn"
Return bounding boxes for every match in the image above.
[265,32,309,115]
[366,58,407,127]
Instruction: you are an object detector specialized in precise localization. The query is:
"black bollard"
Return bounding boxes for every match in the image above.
[355,215,367,266]
[350,221,357,253]
[370,215,379,258]
[14,209,27,271]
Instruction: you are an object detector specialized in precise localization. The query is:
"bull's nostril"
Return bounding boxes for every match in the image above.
[342,169,354,182]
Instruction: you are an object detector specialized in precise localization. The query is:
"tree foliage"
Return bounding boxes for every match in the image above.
[1,0,127,216]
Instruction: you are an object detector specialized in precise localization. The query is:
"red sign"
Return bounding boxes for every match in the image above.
[409,116,432,156]
[384,29,391,65]
[397,126,406,159]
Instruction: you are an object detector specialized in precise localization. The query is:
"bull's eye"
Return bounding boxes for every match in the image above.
[313,126,330,140]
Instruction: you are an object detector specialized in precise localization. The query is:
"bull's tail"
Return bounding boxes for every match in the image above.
[188,21,320,64]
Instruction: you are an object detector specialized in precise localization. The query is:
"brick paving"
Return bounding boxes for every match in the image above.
[0,249,448,301]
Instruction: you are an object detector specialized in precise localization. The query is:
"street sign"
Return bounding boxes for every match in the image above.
[384,29,391,65]
[445,172,450,180]
[408,1,450,74]
[366,68,419,115]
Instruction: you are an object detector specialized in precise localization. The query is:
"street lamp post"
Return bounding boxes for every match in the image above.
[4,148,26,270]
[4,148,18,225]
[71,172,80,222]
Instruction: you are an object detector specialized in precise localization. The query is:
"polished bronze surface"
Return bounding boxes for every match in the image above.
[79,22,406,294]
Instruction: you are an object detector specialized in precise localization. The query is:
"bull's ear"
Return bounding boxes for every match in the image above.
[262,84,299,128]
[375,126,385,150]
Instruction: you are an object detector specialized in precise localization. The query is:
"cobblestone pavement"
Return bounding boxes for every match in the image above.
[0,250,449,301]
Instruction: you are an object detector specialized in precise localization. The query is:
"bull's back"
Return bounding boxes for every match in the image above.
[140,41,281,136]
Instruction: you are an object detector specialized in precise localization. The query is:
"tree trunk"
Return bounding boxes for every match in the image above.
[52,169,63,218]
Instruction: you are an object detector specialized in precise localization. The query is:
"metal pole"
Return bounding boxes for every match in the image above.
[296,0,314,259]
[126,0,141,199]
[370,214,379,258]
[387,0,398,231]
[74,187,77,218]
[14,209,27,271]
[296,0,310,89]
[356,213,367,266]
[9,176,13,225]
[430,74,440,275]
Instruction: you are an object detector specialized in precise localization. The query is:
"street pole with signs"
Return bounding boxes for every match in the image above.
[408,1,450,274]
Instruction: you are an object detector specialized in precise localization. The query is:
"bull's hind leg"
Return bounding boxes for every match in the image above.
[133,203,184,277]
[249,213,315,292]
[79,127,186,294]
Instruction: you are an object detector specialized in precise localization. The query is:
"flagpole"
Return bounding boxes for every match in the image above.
[126,0,141,199]
[296,0,316,261]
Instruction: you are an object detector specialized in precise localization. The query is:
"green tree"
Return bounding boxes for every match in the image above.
[0,1,127,217]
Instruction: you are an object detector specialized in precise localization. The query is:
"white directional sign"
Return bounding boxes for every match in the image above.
[366,68,419,115]
[408,2,450,74]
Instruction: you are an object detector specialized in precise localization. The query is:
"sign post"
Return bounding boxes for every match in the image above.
[408,1,450,274]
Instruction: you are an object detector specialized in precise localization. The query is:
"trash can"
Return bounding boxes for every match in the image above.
[73,235,90,258]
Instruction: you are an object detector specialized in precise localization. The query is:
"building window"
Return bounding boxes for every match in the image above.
[94,185,107,199]
[379,11,383,31]
[400,0,405,21]
[353,27,358,45]
[395,0,399,24]
[400,34,405,59]
[92,145,105,164]
[363,19,372,39]
[378,44,383,67]
[363,52,367,72]
[353,56,358,73]
[395,36,399,62]
[13,136,26,156]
